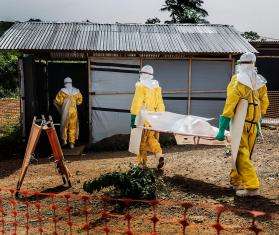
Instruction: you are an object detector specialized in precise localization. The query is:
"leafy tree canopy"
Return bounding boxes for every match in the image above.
[0,52,20,98]
[0,21,14,36]
[145,17,161,24]
[0,22,20,98]
[28,18,42,22]
[241,31,261,41]
[161,0,209,23]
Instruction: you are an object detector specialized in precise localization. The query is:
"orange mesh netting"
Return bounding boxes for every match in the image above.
[0,188,276,235]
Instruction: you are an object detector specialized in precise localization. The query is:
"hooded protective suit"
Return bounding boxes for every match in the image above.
[54,77,83,147]
[216,52,269,192]
[130,65,165,166]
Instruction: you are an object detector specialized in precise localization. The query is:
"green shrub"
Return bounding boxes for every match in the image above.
[0,21,14,36]
[0,86,20,98]
[0,52,20,98]
[83,166,157,199]
[0,122,21,143]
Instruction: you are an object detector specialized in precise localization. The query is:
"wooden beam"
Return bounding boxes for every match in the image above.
[140,57,143,68]
[187,58,192,115]
[257,55,279,58]
[89,89,226,96]
[18,59,26,139]
[231,57,235,77]
[87,57,93,144]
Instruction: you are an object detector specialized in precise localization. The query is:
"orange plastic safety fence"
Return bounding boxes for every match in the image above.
[0,188,274,235]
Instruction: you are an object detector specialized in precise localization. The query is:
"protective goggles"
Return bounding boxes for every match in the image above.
[237,61,254,65]
[139,71,153,75]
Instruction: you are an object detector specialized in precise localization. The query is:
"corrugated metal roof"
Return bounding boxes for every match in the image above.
[0,22,257,54]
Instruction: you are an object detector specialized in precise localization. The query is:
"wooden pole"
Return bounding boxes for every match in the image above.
[18,59,26,140]
[231,57,235,78]
[187,58,192,115]
[87,56,93,145]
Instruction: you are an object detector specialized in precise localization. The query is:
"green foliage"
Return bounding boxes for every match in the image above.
[83,166,157,199]
[0,52,18,74]
[0,86,19,98]
[241,31,261,41]
[28,18,42,22]
[145,18,161,24]
[0,122,20,142]
[0,52,20,98]
[0,21,14,36]
[161,0,209,23]
[0,22,20,98]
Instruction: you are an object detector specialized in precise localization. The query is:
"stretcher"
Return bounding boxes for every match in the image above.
[16,116,71,195]
[129,111,230,155]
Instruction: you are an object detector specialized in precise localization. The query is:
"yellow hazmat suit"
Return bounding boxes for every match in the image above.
[55,87,83,145]
[220,74,269,190]
[130,82,165,166]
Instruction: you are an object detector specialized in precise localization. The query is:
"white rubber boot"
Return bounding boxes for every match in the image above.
[62,140,67,146]
[231,185,244,191]
[236,189,259,197]
[69,143,75,149]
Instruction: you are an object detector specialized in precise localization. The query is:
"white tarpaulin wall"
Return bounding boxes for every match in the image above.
[190,60,232,125]
[90,59,140,142]
[90,58,232,143]
[143,60,189,114]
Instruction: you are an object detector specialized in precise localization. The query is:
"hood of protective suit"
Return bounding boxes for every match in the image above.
[139,65,159,89]
[236,52,266,90]
[62,77,79,95]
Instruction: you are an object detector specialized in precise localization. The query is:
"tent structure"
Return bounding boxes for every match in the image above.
[0,22,257,144]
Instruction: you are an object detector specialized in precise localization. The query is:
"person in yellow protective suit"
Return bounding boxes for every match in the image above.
[130,65,165,169]
[216,52,269,197]
[54,77,83,149]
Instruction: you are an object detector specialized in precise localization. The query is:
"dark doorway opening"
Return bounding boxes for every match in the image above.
[257,58,279,90]
[47,62,89,144]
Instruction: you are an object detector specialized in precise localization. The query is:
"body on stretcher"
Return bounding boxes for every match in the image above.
[129,111,230,155]
[142,126,229,146]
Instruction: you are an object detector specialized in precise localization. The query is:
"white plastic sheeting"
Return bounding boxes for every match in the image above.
[91,95,133,132]
[139,111,226,138]
[190,60,231,125]
[90,59,231,143]
[143,60,189,114]
[91,59,140,142]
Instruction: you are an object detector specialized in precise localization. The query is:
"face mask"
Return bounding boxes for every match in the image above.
[237,63,265,90]
[140,73,153,81]
[65,83,72,89]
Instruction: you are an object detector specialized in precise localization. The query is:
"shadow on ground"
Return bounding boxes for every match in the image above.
[16,185,71,202]
[0,157,22,179]
[165,175,279,219]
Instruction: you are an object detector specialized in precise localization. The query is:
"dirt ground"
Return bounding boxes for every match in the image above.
[0,128,278,234]
[0,99,19,127]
